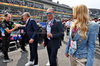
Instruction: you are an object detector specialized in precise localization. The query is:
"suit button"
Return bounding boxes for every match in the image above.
[78,44,79,46]
[79,40,81,42]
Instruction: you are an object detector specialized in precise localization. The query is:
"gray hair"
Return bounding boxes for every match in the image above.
[22,12,30,17]
[47,8,54,13]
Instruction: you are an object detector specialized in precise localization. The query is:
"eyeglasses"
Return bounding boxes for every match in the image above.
[46,12,52,15]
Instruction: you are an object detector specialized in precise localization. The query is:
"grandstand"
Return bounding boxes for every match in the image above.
[0,0,72,22]
[89,8,100,18]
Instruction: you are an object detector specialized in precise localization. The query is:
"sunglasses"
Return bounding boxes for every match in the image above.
[46,12,52,15]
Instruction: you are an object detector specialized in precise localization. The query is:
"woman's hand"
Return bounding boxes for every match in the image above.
[65,54,70,58]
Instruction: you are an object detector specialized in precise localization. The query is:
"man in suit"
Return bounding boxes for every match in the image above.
[20,12,39,66]
[42,8,64,66]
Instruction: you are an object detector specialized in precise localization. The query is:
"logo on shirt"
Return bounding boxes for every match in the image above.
[2,23,6,27]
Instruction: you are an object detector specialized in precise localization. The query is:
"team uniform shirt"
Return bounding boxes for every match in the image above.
[1,20,14,37]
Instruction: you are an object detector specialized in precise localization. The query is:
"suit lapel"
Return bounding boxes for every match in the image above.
[26,18,30,28]
[51,19,56,30]
[25,18,30,31]
[46,18,55,33]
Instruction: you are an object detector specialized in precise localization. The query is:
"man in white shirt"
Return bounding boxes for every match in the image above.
[65,19,72,36]
[42,8,64,66]
[92,18,98,23]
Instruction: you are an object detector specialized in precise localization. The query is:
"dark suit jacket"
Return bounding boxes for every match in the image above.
[44,18,64,49]
[19,18,39,42]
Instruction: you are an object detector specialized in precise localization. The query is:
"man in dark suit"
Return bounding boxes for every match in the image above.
[42,8,64,66]
[19,12,39,66]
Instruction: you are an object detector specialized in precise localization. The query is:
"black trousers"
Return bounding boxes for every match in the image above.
[2,36,10,59]
[47,40,58,66]
[0,40,2,52]
[20,34,26,50]
[67,28,70,35]
[29,40,38,65]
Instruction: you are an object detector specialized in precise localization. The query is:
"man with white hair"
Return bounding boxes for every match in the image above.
[19,12,39,66]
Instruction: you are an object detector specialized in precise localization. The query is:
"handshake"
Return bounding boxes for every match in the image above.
[13,24,25,29]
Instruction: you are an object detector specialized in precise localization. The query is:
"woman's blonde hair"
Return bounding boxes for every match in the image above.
[0,17,5,22]
[72,4,89,39]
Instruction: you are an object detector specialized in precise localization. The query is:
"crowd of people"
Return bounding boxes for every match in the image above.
[0,4,100,66]
[0,0,72,21]
[0,0,72,14]
[0,9,22,15]
[0,0,44,9]
[0,8,44,18]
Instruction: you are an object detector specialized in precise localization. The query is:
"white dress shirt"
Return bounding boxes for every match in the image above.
[26,18,29,25]
[46,19,54,40]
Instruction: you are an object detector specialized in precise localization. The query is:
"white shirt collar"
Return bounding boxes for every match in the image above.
[48,18,54,24]
[26,18,29,23]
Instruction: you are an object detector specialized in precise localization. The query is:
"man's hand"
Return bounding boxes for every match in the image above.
[65,54,70,58]
[29,39,34,43]
[23,25,26,27]
[42,41,45,47]
[18,24,26,27]
[47,33,52,38]
[15,24,26,27]
[14,24,19,29]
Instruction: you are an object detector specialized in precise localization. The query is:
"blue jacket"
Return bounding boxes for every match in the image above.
[65,22,99,66]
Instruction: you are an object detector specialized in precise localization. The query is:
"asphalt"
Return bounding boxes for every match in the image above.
[0,35,100,66]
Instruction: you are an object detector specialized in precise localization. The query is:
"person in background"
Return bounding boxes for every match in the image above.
[92,18,100,46]
[61,18,66,30]
[65,19,72,36]
[92,17,98,23]
[61,18,65,41]
[98,18,100,46]
[42,8,64,66]
[65,4,99,66]
[36,20,41,27]
[98,18,100,24]
[1,13,18,63]
[19,16,28,52]
[36,20,43,44]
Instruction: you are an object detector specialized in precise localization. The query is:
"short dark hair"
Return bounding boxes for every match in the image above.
[4,13,10,17]
[5,13,8,17]
[94,17,98,20]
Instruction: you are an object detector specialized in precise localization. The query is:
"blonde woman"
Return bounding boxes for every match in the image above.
[65,4,99,66]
